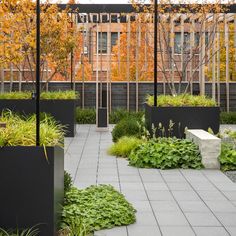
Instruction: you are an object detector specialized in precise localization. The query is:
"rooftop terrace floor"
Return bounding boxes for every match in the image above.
[65,125,236,236]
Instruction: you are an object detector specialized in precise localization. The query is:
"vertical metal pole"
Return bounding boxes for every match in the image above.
[154,0,158,106]
[36,0,40,146]
[70,13,74,90]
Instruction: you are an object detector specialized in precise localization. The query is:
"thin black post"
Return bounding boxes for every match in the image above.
[154,0,158,106]
[36,0,40,146]
[70,13,74,90]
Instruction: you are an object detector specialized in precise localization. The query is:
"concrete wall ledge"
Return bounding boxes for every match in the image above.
[186,129,221,169]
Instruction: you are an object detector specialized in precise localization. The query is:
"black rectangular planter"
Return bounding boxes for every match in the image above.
[98,107,108,128]
[145,103,220,138]
[0,146,64,236]
[0,99,76,137]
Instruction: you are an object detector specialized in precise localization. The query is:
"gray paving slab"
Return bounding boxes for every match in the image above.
[161,226,195,236]
[193,226,230,236]
[64,125,236,236]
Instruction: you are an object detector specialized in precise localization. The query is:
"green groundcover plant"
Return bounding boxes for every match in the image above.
[0,91,77,100]
[0,111,64,147]
[129,138,203,169]
[220,112,236,124]
[220,143,236,171]
[108,136,143,157]
[146,94,217,107]
[61,185,136,233]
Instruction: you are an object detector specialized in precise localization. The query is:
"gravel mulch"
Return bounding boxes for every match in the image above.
[224,171,236,183]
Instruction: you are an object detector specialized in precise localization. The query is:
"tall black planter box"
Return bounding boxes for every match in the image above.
[145,103,220,138]
[0,99,76,137]
[0,146,64,236]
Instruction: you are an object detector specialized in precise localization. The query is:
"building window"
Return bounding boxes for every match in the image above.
[174,32,191,54]
[97,32,107,54]
[111,32,118,49]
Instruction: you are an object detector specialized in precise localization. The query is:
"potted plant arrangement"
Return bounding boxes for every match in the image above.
[0,111,64,235]
[145,94,220,138]
[0,90,78,137]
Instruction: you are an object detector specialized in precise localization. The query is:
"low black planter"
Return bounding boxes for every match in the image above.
[0,99,76,137]
[0,146,64,236]
[98,107,108,128]
[145,103,220,138]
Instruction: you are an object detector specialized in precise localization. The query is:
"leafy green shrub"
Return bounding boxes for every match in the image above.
[146,94,217,107]
[61,185,136,233]
[0,90,77,100]
[129,138,203,169]
[112,118,141,142]
[64,171,73,193]
[108,136,142,157]
[76,108,144,125]
[220,112,236,124]
[0,111,64,147]
[109,109,144,124]
[76,108,96,124]
[219,143,236,171]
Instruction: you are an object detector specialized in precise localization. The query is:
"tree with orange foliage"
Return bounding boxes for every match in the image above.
[111,0,226,95]
[0,0,82,90]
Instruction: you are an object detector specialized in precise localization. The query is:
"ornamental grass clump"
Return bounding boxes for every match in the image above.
[0,90,77,100]
[146,94,217,107]
[108,136,143,157]
[61,185,136,233]
[129,137,203,169]
[0,111,64,147]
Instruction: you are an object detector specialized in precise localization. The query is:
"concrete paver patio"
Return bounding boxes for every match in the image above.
[65,125,236,236]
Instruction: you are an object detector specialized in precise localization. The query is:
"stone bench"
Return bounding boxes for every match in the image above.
[186,129,221,169]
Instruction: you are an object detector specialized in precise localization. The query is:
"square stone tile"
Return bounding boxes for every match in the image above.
[95,226,127,236]
[172,190,200,201]
[197,190,227,201]
[155,212,189,226]
[215,213,236,226]
[185,213,221,226]
[127,225,161,236]
[144,182,168,190]
[121,189,148,201]
[119,175,142,183]
[130,201,152,212]
[162,175,187,183]
[178,201,210,213]
[151,201,181,212]
[120,182,144,190]
[167,182,192,191]
[193,226,229,236]
[161,226,195,236]
[205,201,236,213]
[135,212,157,226]
[190,182,217,191]
[225,226,236,236]
[146,190,174,201]
[223,191,236,201]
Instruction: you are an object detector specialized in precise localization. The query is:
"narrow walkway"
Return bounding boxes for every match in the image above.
[65,125,236,236]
